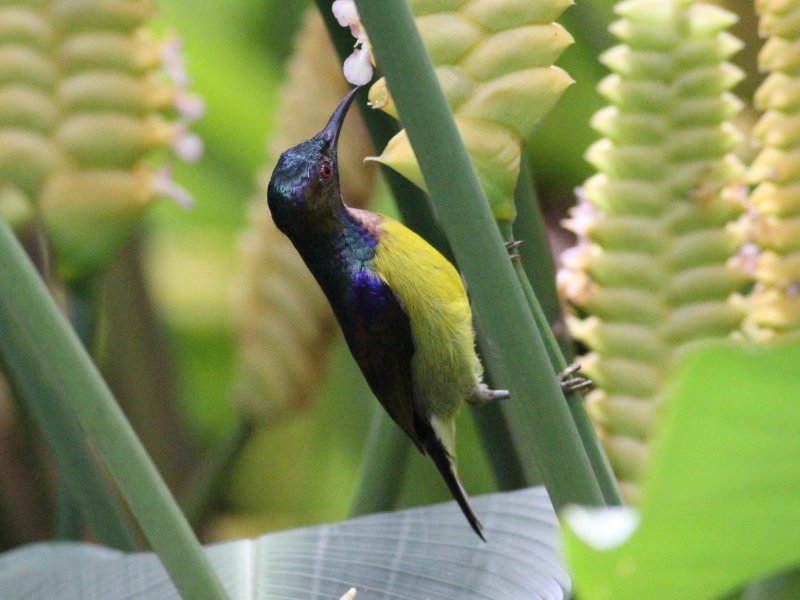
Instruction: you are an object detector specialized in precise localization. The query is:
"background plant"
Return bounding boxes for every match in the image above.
[0,0,798,599]
[558,0,749,502]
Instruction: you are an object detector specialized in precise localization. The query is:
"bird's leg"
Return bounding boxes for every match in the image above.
[467,383,511,406]
[558,361,593,394]
[505,239,524,260]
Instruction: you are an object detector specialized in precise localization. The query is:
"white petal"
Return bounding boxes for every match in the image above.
[174,93,206,122]
[174,131,204,163]
[343,46,373,86]
[349,21,366,39]
[152,166,195,209]
[332,0,359,27]
[161,36,189,89]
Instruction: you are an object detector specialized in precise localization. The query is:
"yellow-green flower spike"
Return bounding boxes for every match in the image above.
[366,0,574,222]
[235,9,376,422]
[743,0,800,343]
[559,0,748,502]
[0,0,201,281]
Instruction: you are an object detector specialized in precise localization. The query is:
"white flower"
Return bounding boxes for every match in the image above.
[332,0,373,85]
[332,0,364,38]
[161,36,189,89]
[152,165,195,208]
[174,92,205,122]
[173,130,204,163]
[343,41,374,86]
[729,242,760,277]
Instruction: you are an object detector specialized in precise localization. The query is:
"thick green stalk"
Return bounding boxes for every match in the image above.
[512,160,563,335]
[348,407,411,517]
[0,218,229,600]
[2,298,137,549]
[502,222,622,505]
[179,419,255,526]
[54,484,83,541]
[10,227,133,547]
[55,284,101,540]
[509,163,623,506]
[356,1,605,510]
[471,318,537,490]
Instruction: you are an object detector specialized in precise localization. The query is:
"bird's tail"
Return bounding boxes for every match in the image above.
[424,435,486,542]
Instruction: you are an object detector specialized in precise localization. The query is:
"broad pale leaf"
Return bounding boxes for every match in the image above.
[0,487,569,599]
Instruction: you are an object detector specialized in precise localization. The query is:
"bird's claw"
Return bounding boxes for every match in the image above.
[558,361,593,394]
[505,239,524,260]
[469,383,511,406]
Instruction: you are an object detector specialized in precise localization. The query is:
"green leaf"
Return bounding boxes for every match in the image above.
[0,487,569,599]
[563,340,800,599]
[0,218,228,599]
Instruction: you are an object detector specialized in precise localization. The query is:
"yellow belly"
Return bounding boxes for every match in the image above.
[366,210,483,420]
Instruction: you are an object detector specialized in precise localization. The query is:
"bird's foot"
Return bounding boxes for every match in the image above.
[558,361,593,394]
[505,239,524,260]
[468,383,511,406]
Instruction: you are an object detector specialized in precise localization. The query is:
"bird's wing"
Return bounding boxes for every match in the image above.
[350,268,423,451]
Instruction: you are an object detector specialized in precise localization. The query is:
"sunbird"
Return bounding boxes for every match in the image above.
[267,86,509,541]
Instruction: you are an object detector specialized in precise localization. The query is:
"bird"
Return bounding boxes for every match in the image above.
[267,86,509,541]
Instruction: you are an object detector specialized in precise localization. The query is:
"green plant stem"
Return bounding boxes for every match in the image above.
[469,408,531,489]
[356,1,605,510]
[53,284,101,540]
[349,407,411,517]
[513,157,573,357]
[55,483,82,540]
[179,418,255,526]
[514,232,622,505]
[14,226,127,546]
[507,167,623,506]
[468,326,534,491]
[0,218,229,600]
[2,296,136,548]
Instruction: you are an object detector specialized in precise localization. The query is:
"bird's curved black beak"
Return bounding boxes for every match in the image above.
[320,86,362,150]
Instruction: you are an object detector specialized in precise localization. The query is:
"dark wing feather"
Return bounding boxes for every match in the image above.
[348,268,486,541]
[348,269,423,451]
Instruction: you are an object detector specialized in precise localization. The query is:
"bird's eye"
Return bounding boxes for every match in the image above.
[319,161,333,180]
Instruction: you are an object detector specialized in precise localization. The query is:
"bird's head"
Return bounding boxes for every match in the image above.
[267,86,361,233]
